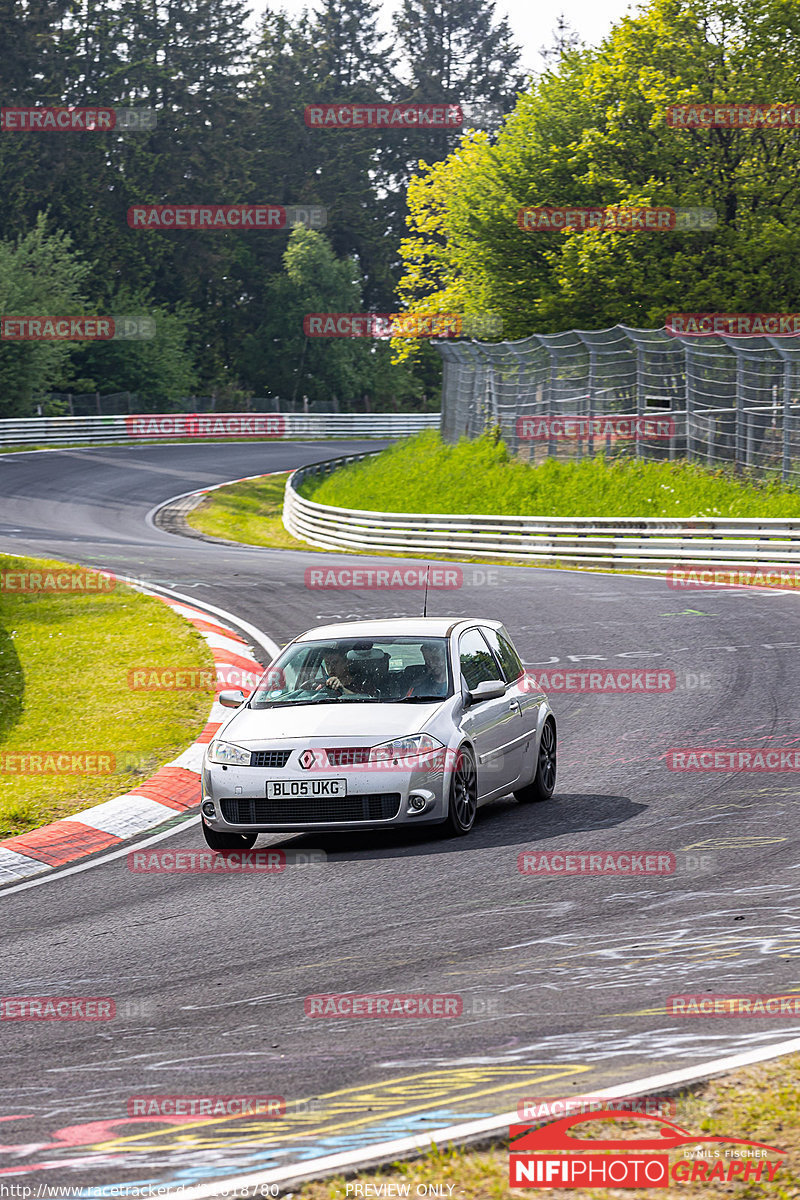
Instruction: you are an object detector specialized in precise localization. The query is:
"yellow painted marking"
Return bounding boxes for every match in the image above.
[91,1064,590,1153]
[679,836,787,850]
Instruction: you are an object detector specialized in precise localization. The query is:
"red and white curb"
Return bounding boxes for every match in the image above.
[0,586,278,885]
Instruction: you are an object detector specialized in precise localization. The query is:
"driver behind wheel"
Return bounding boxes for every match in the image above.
[314,648,358,695]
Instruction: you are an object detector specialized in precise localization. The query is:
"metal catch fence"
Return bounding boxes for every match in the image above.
[436,326,800,480]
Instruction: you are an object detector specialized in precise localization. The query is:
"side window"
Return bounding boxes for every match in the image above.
[482,627,523,682]
[459,628,503,690]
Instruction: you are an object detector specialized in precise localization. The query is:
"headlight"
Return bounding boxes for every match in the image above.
[369,735,444,768]
[207,740,251,766]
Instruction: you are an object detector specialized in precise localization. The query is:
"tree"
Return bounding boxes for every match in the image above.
[68,288,199,407]
[397,0,800,336]
[539,13,582,67]
[0,217,93,416]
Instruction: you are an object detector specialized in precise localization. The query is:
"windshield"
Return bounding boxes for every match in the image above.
[249,637,452,707]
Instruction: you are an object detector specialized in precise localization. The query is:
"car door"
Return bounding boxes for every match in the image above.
[458,627,523,797]
[481,625,539,781]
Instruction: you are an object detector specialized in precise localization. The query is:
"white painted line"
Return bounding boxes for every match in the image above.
[169,1034,800,1200]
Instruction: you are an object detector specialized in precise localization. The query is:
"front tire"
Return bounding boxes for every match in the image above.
[514,719,556,803]
[443,747,478,836]
[202,823,258,850]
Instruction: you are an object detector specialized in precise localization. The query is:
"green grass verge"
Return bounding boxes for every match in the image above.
[296,1052,800,1200]
[0,554,215,838]
[303,430,800,518]
[185,473,315,550]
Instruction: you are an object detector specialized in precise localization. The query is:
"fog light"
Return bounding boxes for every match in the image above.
[409,795,426,811]
[202,801,216,817]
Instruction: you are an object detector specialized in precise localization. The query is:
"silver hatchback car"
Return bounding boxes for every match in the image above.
[200,617,556,847]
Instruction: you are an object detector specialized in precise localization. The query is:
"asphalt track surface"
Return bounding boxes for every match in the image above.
[1,441,800,1192]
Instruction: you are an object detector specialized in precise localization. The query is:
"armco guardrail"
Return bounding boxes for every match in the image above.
[283,453,800,573]
[0,412,439,448]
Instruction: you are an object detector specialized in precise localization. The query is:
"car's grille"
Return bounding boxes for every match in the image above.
[249,750,292,769]
[325,747,371,767]
[220,794,401,824]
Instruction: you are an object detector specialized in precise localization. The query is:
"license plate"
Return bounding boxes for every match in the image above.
[266,779,346,799]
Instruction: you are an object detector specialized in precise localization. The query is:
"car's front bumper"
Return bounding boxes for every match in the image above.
[201,754,449,832]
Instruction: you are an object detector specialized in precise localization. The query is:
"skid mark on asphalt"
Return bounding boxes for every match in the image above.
[1,1065,589,1186]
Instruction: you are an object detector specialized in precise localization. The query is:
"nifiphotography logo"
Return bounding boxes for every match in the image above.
[509,1110,785,1188]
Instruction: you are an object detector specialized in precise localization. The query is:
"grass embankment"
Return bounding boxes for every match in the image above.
[0,555,215,838]
[185,473,312,550]
[296,1052,800,1200]
[306,430,800,518]
[185,432,800,558]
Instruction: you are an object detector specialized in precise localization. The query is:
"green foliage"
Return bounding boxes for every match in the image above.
[398,0,800,336]
[305,429,800,517]
[0,217,91,416]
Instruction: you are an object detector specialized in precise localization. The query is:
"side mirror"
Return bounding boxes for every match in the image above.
[219,689,247,708]
[467,679,507,706]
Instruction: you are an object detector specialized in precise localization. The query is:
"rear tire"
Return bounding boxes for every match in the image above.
[202,823,258,850]
[514,719,556,803]
[443,746,478,836]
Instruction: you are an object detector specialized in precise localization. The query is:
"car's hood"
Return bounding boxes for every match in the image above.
[218,702,443,745]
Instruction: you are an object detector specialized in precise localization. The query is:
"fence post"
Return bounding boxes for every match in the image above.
[684,343,693,463]
[586,347,596,459]
[734,349,744,474]
[547,352,557,459]
[635,340,644,461]
[783,360,792,482]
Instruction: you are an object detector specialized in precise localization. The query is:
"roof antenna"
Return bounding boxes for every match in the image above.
[422,562,430,618]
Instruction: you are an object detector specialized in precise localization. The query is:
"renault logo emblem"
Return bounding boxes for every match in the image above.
[299,750,316,770]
